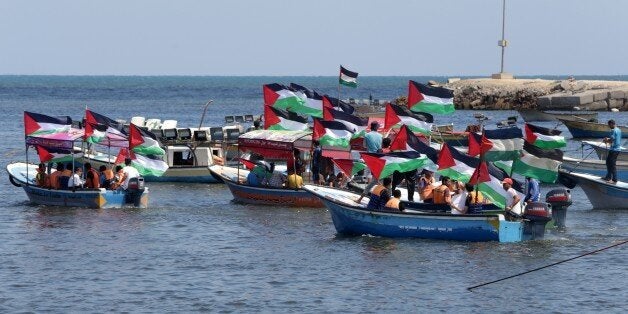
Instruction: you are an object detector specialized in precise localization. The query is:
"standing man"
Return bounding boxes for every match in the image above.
[523,177,540,205]
[311,140,322,184]
[364,121,383,153]
[602,119,622,183]
[502,178,522,216]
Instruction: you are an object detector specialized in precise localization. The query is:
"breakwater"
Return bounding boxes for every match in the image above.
[444,78,628,111]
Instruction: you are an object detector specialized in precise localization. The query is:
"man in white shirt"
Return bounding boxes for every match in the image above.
[502,178,522,215]
[121,158,140,190]
[68,166,84,189]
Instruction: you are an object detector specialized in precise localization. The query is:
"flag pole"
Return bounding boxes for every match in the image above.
[337,65,342,107]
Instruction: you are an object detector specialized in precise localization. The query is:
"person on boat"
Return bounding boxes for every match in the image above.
[602,119,622,183]
[62,162,73,177]
[332,172,349,189]
[383,189,404,212]
[392,169,418,202]
[465,183,485,214]
[286,169,303,189]
[433,176,453,206]
[99,165,115,189]
[311,140,322,184]
[110,165,125,190]
[247,161,271,186]
[523,177,540,205]
[502,178,522,216]
[84,163,100,189]
[381,137,391,153]
[120,158,140,190]
[246,120,262,132]
[364,122,383,183]
[364,177,392,210]
[67,165,84,189]
[451,183,469,215]
[418,169,435,203]
[35,163,48,187]
[288,149,304,176]
[48,163,64,189]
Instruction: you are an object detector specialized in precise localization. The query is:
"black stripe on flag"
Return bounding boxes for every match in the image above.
[526,123,562,136]
[390,104,434,123]
[269,106,308,124]
[290,83,323,100]
[414,81,454,99]
[523,142,563,161]
[340,66,358,78]
[484,127,523,139]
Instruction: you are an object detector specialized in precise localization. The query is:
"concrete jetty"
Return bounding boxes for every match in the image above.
[443,78,628,111]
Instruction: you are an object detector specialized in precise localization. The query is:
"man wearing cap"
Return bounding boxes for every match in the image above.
[502,178,522,215]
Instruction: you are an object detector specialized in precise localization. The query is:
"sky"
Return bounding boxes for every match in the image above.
[1,0,627,76]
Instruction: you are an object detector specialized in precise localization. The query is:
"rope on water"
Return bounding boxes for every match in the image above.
[467,239,628,291]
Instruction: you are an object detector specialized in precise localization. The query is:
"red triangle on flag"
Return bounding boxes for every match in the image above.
[360,152,386,179]
[468,161,491,185]
[390,125,409,151]
[264,105,280,129]
[24,112,41,136]
[407,80,425,109]
[35,145,54,163]
[129,123,146,150]
[312,119,325,140]
[437,143,457,170]
[524,124,538,144]
[115,148,132,164]
[384,103,401,130]
[332,159,355,177]
[468,133,493,156]
[263,85,280,105]
[323,106,333,121]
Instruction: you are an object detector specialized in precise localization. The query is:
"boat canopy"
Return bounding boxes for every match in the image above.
[238,130,312,159]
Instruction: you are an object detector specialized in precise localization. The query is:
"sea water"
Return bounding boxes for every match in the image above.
[0,76,626,312]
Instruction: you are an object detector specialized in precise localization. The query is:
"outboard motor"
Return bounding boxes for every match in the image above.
[546,188,572,229]
[522,202,552,240]
[125,177,146,206]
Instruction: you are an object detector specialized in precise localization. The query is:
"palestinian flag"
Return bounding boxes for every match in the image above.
[24,112,72,137]
[339,65,358,88]
[323,107,367,138]
[437,143,478,182]
[115,148,168,176]
[264,106,309,131]
[390,125,437,160]
[384,103,433,135]
[263,83,306,111]
[322,95,355,114]
[35,145,79,163]
[360,151,428,180]
[313,118,353,148]
[289,83,324,118]
[468,161,525,209]
[332,159,366,177]
[85,110,127,146]
[524,123,566,149]
[407,80,455,114]
[129,123,166,156]
[468,128,524,161]
[511,142,562,183]
[493,160,513,175]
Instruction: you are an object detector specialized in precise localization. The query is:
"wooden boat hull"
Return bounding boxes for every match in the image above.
[582,140,628,162]
[303,185,531,242]
[558,170,628,209]
[432,132,469,146]
[561,157,628,181]
[518,110,597,122]
[210,166,324,207]
[559,119,628,138]
[7,163,148,209]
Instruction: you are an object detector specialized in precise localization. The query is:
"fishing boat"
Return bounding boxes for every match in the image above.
[208,130,327,208]
[581,140,628,162]
[561,156,628,181]
[558,169,628,209]
[558,118,628,138]
[7,162,148,208]
[302,185,556,242]
[518,109,597,122]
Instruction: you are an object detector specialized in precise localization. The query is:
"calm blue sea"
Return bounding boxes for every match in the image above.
[0,76,626,313]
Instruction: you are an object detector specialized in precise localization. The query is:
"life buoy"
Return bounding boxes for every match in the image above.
[9,175,22,187]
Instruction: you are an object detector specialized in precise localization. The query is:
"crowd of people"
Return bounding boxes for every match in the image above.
[34,158,140,191]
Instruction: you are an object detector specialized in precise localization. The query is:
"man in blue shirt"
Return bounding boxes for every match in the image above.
[603,119,622,183]
[523,177,540,204]
[364,122,383,153]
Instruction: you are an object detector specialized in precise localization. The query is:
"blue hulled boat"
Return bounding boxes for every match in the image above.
[303,185,551,243]
[558,169,628,209]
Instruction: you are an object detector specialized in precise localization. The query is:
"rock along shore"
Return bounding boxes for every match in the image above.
[443,78,628,111]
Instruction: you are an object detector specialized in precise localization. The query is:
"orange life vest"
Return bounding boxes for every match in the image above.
[468,191,484,204]
[371,185,386,196]
[86,168,100,188]
[433,185,450,204]
[419,177,435,200]
[103,169,114,180]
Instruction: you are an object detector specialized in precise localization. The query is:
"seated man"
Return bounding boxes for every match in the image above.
[67,165,84,189]
[48,163,64,189]
[383,189,404,212]
[84,163,100,189]
[247,162,271,186]
[433,176,452,206]
[110,165,125,190]
[286,169,303,189]
[120,158,140,190]
[365,177,392,211]
[35,163,48,187]
[99,165,114,189]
